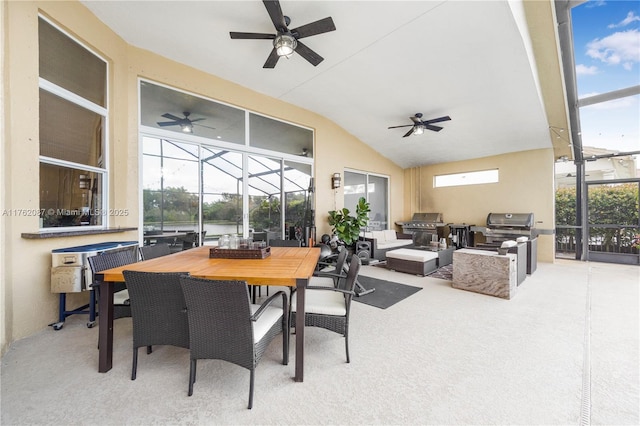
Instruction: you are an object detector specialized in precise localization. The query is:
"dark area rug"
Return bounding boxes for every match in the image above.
[353,276,422,309]
[426,264,453,281]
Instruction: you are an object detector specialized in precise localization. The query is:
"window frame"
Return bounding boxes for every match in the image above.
[38,15,109,231]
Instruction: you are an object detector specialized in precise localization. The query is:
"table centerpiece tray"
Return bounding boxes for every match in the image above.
[209,246,271,259]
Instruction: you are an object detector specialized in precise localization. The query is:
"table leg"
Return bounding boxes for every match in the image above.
[98,280,114,373]
[294,278,306,382]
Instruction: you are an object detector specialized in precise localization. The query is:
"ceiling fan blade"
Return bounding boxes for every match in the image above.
[410,116,422,124]
[263,47,280,68]
[161,113,182,121]
[189,118,206,123]
[295,40,323,66]
[263,0,287,31]
[424,124,444,132]
[229,32,275,40]
[387,124,414,129]
[423,115,451,125]
[291,17,336,39]
[194,123,216,130]
[402,128,415,138]
[157,121,179,127]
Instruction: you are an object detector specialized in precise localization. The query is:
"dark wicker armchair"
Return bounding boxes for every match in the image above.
[179,276,288,409]
[311,248,348,288]
[290,256,361,363]
[121,271,190,381]
[87,249,138,320]
[139,243,171,260]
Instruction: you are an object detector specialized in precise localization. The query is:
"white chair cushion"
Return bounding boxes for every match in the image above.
[386,249,438,262]
[291,289,346,316]
[113,289,130,305]
[250,304,283,341]
[501,240,517,248]
[309,276,335,288]
[383,229,397,241]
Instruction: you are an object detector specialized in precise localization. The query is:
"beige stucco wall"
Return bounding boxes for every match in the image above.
[1,0,404,353]
[404,148,556,261]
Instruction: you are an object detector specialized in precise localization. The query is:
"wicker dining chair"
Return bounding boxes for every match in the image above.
[179,276,288,409]
[290,256,361,363]
[311,248,348,287]
[139,243,171,260]
[122,271,190,380]
[87,249,138,320]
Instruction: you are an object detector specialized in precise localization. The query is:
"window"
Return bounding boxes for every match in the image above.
[553,1,640,263]
[344,171,389,231]
[434,169,499,188]
[38,17,107,228]
[140,80,314,244]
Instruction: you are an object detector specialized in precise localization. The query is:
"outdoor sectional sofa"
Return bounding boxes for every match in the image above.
[362,230,413,261]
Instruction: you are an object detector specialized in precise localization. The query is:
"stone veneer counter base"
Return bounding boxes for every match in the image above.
[452,248,517,299]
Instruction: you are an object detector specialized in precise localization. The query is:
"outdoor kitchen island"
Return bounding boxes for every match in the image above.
[452,248,518,299]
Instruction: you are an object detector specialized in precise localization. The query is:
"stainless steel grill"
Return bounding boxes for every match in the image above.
[471,212,538,281]
[395,212,444,234]
[481,212,536,243]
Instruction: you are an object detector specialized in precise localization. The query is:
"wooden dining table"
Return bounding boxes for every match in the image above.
[95,245,320,382]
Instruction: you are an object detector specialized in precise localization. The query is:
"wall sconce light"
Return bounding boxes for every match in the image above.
[79,174,91,190]
[331,173,341,189]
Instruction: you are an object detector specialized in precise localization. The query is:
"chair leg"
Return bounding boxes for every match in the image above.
[282,317,289,366]
[147,345,152,354]
[188,359,196,396]
[248,369,255,409]
[345,327,350,363]
[131,347,138,380]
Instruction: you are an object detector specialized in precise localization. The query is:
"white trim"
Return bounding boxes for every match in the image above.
[38,78,107,117]
[39,156,107,174]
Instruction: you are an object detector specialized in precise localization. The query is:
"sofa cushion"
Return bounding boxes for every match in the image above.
[377,240,413,250]
[383,230,397,241]
[371,230,386,242]
[386,249,438,262]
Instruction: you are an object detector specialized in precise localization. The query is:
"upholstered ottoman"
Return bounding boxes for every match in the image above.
[386,249,439,276]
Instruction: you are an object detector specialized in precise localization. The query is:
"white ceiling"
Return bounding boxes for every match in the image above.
[81,0,557,168]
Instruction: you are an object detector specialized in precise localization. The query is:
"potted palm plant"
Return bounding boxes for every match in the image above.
[328,197,371,249]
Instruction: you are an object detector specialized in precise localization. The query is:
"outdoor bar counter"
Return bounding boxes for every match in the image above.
[452,248,518,299]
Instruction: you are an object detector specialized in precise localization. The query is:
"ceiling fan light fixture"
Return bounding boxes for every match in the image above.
[413,125,425,136]
[274,34,297,58]
[181,123,193,133]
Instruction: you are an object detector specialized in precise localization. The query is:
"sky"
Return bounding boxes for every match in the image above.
[571,0,640,153]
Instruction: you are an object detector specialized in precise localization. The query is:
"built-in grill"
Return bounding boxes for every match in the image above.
[395,212,445,235]
[481,212,536,243]
[472,213,538,278]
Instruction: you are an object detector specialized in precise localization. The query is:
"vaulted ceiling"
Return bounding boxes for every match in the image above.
[81,0,571,168]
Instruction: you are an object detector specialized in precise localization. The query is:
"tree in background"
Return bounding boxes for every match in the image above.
[556,183,639,253]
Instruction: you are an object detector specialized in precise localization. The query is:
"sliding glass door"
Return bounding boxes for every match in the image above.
[142,137,314,245]
[344,170,389,231]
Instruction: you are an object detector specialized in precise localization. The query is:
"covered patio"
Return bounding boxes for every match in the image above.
[2,260,638,424]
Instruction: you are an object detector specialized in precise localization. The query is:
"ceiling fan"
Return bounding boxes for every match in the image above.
[156,112,214,133]
[388,113,452,138]
[230,0,336,68]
